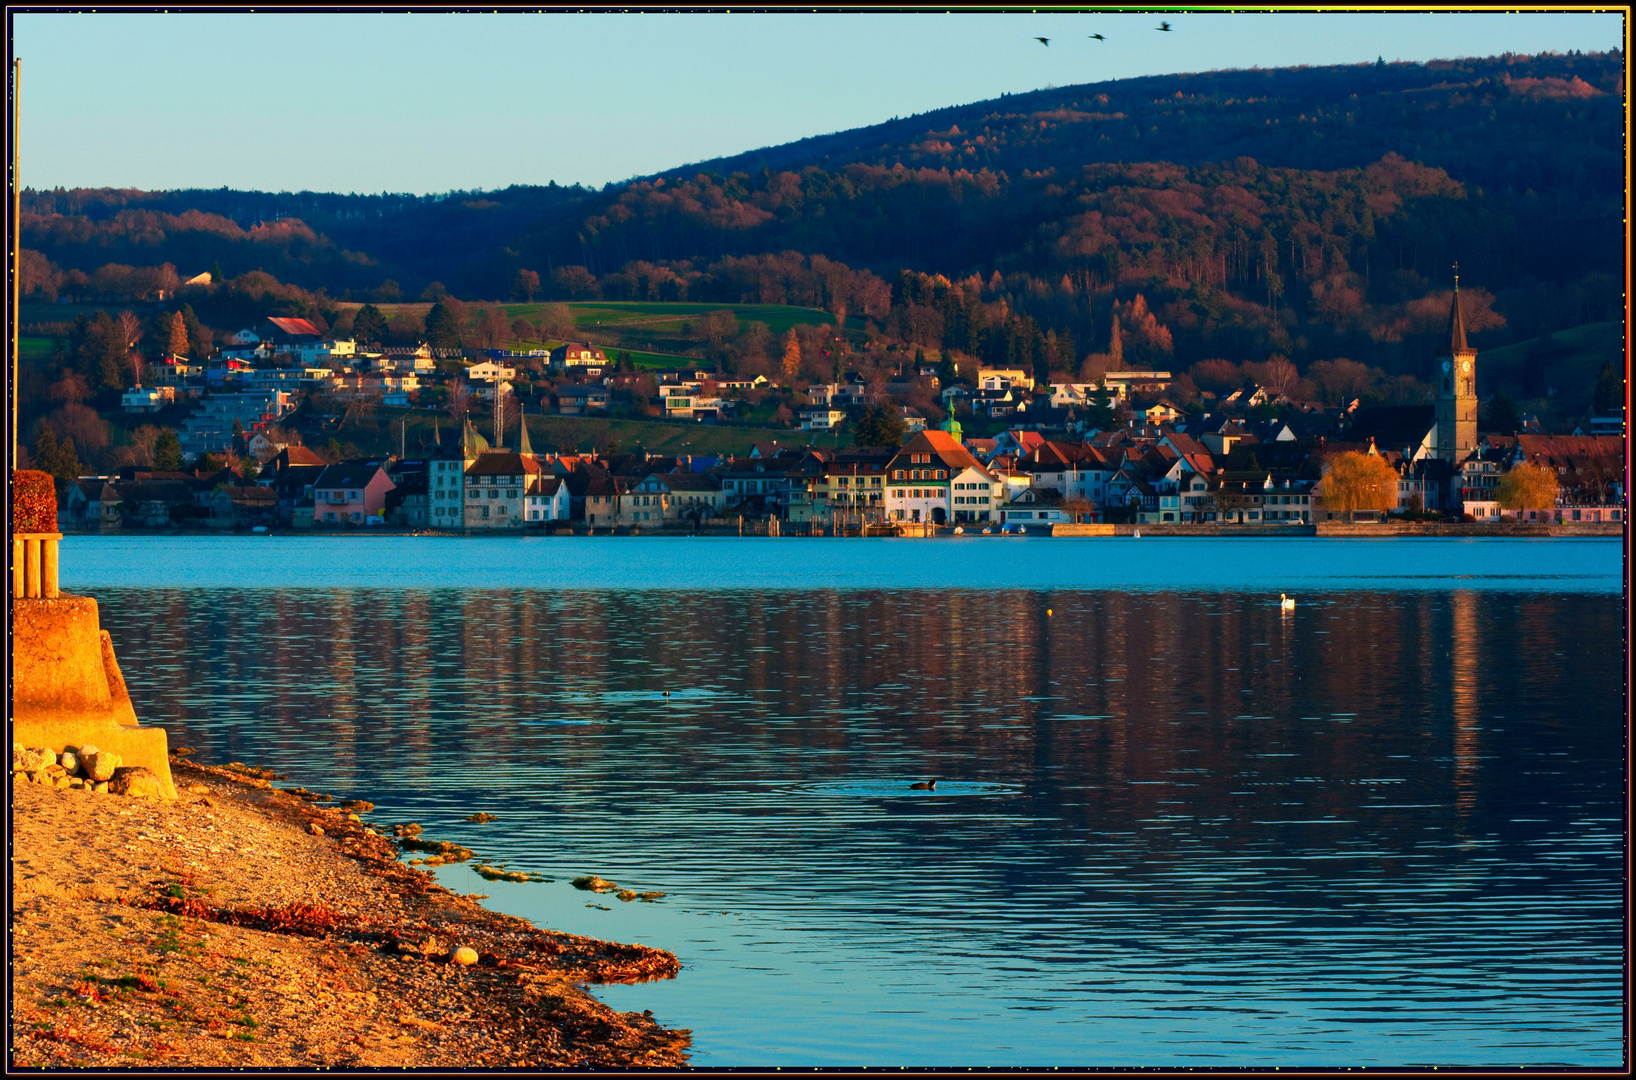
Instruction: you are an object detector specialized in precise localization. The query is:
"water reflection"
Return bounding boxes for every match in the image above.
[89,586,1623,1067]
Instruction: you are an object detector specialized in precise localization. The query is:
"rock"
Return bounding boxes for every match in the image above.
[450,946,479,966]
[306,822,325,836]
[186,785,209,794]
[53,776,73,790]
[338,799,374,812]
[571,875,619,893]
[81,749,122,783]
[109,767,165,798]
[346,812,361,822]
[390,823,423,838]
[58,752,80,776]
[92,781,109,794]
[14,746,53,772]
[464,812,498,823]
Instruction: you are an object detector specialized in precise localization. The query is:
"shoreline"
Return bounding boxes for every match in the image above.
[8,754,691,1068]
[51,521,1628,539]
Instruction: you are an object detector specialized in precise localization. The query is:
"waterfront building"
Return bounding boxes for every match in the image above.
[998,486,1072,527]
[463,451,541,529]
[524,475,570,523]
[884,430,994,525]
[312,461,396,526]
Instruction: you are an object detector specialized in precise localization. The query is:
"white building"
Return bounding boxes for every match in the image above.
[285,339,357,365]
[524,475,570,523]
[800,408,848,431]
[465,361,517,383]
[122,386,175,413]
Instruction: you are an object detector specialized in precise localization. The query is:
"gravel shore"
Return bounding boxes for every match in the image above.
[8,756,691,1068]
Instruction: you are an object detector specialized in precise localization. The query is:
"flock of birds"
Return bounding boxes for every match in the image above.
[1034,22,1169,46]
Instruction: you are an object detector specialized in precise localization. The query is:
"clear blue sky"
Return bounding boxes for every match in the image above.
[10,10,1626,195]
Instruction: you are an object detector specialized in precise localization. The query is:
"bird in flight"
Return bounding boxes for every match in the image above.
[1034,36,1050,46]
[1156,21,1173,31]
[1089,33,1105,41]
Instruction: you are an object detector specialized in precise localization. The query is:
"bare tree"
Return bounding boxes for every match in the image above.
[446,377,472,422]
[117,310,144,352]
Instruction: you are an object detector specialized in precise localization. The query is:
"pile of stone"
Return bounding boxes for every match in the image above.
[571,875,665,903]
[12,744,166,798]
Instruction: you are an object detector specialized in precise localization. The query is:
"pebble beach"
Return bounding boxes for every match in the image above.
[8,754,691,1068]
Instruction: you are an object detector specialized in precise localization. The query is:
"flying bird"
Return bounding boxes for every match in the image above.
[1089,33,1105,41]
[1034,36,1050,46]
[1157,21,1172,31]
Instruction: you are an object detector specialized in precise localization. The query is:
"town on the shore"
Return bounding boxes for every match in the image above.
[56,290,1624,535]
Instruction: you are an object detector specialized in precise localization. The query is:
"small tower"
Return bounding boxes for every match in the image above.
[939,414,964,444]
[462,417,489,463]
[1433,266,1479,462]
[517,409,534,457]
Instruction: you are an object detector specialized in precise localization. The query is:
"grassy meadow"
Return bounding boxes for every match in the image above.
[1476,320,1621,418]
[315,405,847,460]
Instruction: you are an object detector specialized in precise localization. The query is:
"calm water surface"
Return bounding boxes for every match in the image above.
[64,537,1625,1067]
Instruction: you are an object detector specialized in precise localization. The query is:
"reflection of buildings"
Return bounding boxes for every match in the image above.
[1450,590,1480,840]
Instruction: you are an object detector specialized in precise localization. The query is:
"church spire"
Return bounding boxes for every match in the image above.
[1446,262,1470,354]
[517,408,534,456]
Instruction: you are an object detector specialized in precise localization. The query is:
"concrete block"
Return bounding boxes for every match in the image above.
[11,594,174,800]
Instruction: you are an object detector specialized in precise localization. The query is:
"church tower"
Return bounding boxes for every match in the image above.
[1432,268,1478,462]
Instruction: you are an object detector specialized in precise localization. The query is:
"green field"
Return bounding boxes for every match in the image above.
[1478,320,1622,418]
[335,299,857,366]
[20,337,54,364]
[306,405,846,460]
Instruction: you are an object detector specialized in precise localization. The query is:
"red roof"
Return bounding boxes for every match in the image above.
[266,316,321,337]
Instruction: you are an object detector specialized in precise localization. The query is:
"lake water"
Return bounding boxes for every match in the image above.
[63,536,1625,1067]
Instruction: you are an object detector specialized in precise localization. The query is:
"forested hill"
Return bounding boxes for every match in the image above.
[19,50,1624,384]
[652,52,1623,205]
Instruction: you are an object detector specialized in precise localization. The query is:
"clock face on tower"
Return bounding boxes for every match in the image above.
[1460,360,1471,373]
[1442,360,1451,372]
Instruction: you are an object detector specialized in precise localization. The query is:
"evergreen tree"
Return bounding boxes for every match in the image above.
[852,402,908,448]
[209,260,223,284]
[32,425,60,478]
[1593,360,1623,414]
[424,302,460,349]
[153,430,183,471]
[353,304,389,346]
[1482,389,1521,433]
[35,427,81,483]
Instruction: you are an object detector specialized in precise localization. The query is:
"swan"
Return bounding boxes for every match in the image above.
[1280,593,1295,610]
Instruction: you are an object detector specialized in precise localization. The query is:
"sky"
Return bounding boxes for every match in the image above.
[9,10,1627,196]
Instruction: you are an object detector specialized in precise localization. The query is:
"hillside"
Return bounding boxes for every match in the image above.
[14,50,1625,469]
